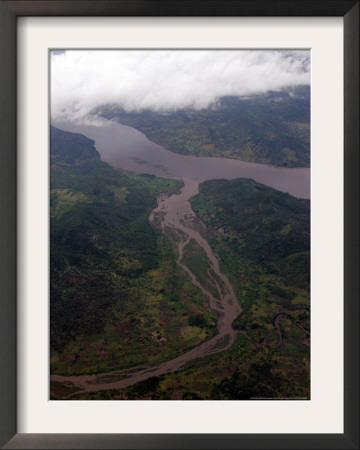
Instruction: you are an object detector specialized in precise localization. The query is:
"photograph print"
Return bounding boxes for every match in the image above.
[50,50,310,400]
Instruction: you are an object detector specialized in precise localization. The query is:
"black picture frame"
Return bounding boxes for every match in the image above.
[0,1,358,449]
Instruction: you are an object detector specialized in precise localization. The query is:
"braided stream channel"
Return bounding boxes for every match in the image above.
[51,179,241,399]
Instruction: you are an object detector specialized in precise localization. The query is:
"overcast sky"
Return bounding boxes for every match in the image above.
[51,50,310,123]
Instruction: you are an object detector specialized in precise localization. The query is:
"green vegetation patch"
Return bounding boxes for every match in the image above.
[181,238,221,300]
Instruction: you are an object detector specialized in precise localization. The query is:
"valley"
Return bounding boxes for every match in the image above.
[50,112,310,400]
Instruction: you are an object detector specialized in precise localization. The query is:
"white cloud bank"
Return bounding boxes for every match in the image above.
[51,50,310,123]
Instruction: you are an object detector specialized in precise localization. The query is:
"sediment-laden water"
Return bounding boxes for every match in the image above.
[54,116,310,200]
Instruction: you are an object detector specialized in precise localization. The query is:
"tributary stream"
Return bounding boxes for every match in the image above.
[50,116,310,399]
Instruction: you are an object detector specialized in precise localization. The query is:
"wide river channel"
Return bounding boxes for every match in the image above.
[50,116,310,399]
[54,116,310,200]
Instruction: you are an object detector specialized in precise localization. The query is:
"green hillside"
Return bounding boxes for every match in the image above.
[50,125,100,166]
[98,86,310,167]
[190,178,310,398]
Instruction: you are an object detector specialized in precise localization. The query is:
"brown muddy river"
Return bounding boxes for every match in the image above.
[54,116,310,200]
[50,116,310,399]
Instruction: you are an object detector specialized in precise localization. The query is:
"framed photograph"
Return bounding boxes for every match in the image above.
[0,1,358,449]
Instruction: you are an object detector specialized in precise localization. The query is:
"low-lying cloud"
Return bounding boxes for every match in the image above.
[51,50,310,123]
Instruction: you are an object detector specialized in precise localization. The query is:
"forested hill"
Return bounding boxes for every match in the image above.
[50,125,100,166]
[98,85,310,168]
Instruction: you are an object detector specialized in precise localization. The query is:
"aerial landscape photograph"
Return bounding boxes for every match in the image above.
[49,50,310,400]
